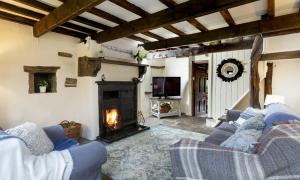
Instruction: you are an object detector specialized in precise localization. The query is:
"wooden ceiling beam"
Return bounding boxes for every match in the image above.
[159,0,208,32]
[220,10,236,26]
[163,25,186,36]
[187,19,208,32]
[0,10,87,39]
[263,28,300,37]
[143,12,300,50]
[13,0,55,11]
[127,35,150,43]
[13,0,109,30]
[0,2,96,35]
[13,0,149,42]
[108,0,148,17]
[96,0,259,43]
[33,0,106,37]
[141,31,165,40]
[151,39,254,58]
[261,50,300,61]
[109,0,179,38]
[159,0,177,8]
[110,0,187,36]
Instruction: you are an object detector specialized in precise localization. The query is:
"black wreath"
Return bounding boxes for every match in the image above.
[217,58,244,82]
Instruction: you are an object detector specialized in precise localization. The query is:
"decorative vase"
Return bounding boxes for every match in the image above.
[136,57,142,64]
[39,86,47,93]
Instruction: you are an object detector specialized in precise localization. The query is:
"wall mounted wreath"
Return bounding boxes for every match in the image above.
[217,58,244,82]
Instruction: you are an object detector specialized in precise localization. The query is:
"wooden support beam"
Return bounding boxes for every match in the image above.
[13,0,55,11]
[13,0,149,42]
[159,0,208,32]
[163,25,186,36]
[127,35,150,43]
[0,10,87,39]
[143,12,300,50]
[149,39,254,58]
[33,0,105,37]
[250,35,263,109]
[220,10,236,26]
[13,0,110,30]
[0,2,96,35]
[265,62,273,97]
[109,0,148,17]
[261,50,300,61]
[187,19,208,32]
[263,28,300,37]
[267,0,275,18]
[159,0,177,8]
[96,0,258,43]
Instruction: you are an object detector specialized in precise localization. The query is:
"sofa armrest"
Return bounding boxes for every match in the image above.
[69,141,107,180]
[226,110,242,122]
[43,125,67,144]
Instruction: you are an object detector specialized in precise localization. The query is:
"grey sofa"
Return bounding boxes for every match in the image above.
[204,110,241,145]
[43,125,107,180]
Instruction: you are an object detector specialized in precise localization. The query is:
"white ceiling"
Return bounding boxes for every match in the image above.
[1,0,300,44]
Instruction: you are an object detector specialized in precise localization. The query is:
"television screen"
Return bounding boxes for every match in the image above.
[165,77,181,96]
[152,77,181,97]
[152,77,165,97]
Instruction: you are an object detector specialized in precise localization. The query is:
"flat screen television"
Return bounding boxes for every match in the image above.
[152,77,181,97]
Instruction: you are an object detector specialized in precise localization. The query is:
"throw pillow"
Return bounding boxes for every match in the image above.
[232,107,264,127]
[220,129,262,153]
[5,122,54,155]
[236,115,265,132]
[264,112,300,131]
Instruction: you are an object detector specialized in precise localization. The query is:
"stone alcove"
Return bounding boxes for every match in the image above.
[24,66,60,94]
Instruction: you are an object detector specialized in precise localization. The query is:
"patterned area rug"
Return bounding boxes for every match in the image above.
[102,125,208,180]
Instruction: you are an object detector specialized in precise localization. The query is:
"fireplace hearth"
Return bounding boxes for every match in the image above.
[96,81,149,143]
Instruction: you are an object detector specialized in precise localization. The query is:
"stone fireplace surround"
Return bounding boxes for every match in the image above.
[96,81,149,143]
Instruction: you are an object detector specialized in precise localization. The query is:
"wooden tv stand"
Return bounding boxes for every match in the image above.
[149,97,181,119]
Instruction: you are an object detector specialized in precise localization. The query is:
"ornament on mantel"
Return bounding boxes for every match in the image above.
[132,46,148,64]
[101,74,106,81]
[98,45,105,58]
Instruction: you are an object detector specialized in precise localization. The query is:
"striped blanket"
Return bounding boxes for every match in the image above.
[170,124,300,180]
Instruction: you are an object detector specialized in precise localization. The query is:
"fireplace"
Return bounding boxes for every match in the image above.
[96,81,149,143]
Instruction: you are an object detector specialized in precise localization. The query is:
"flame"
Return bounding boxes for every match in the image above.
[106,109,119,129]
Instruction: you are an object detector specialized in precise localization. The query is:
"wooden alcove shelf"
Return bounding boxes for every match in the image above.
[78,56,148,80]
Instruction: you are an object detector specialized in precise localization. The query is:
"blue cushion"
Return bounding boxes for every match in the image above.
[220,129,262,153]
[264,112,300,131]
[232,107,264,127]
[265,103,291,116]
[237,115,265,132]
[54,138,79,151]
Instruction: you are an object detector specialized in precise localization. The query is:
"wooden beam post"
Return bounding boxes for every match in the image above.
[265,62,273,98]
[250,35,263,108]
[33,0,105,37]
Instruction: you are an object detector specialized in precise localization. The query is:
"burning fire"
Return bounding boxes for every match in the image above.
[106,108,119,129]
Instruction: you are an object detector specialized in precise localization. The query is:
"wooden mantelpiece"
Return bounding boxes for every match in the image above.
[78,56,148,80]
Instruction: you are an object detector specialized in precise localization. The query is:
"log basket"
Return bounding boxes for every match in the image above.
[60,120,81,141]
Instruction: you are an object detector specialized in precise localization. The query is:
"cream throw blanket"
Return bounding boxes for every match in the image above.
[0,137,73,180]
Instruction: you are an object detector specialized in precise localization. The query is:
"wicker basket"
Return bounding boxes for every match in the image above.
[60,120,81,141]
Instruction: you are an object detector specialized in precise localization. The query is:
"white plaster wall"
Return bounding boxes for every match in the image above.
[263,33,300,115]
[0,19,140,140]
[164,57,193,115]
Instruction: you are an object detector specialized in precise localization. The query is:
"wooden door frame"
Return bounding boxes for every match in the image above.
[192,61,208,116]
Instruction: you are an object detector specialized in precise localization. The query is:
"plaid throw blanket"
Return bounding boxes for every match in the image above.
[170,124,300,180]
